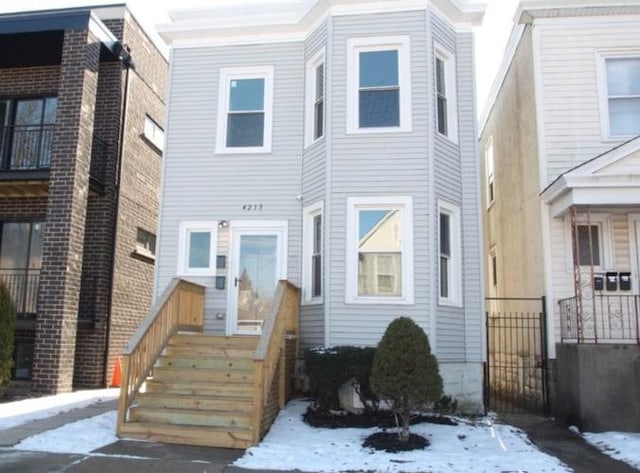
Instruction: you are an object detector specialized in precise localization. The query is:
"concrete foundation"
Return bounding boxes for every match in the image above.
[555,344,640,432]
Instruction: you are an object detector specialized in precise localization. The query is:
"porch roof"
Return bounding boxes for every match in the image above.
[541,135,640,217]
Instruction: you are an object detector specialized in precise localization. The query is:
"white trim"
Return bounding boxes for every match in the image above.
[215,65,274,154]
[346,36,412,134]
[302,201,324,304]
[595,49,640,141]
[324,16,334,348]
[628,214,640,296]
[562,213,613,272]
[177,221,218,277]
[226,220,289,335]
[305,48,326,148]
[434,42,458,144]
[437,199,462,307]
[345,196,414,305]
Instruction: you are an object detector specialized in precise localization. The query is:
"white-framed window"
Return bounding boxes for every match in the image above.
[302,201,323,303]
[346,36,412,134]
[434,43,458,143]
[142,115,164,152]
[564,214,612,270]
[305,48,325,147]
[438,200,461,306]
[597,53,640,139]
[485,137,494,206]
[346,196,414,304]
[177,221,218,276]
[135,228,156,259]
[216,66,274,154]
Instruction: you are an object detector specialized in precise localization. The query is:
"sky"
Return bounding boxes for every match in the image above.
[0,0,520,113]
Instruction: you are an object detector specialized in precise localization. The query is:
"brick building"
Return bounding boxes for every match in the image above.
[0,5,167,394]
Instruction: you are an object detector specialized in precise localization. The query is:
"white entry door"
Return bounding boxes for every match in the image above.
[227,221,288,335]
[629,215,640,295]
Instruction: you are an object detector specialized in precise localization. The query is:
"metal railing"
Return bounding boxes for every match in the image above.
[559,295,640,344]
[0,269,40,316]
[2,125,55,170]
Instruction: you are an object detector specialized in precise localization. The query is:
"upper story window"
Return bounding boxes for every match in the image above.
[599,55,640,138]
[0,97,56,171]
[302,201,323,303]
[485,137,495,206]
[177,221,218,276]
[346,196,414,304]
[305,49,325,147]
[438,200,462,306]
[143,115,164,152]
[216,66,274,154]
[347,36,412,134]
[434,44,458,143]
[135,228,156,259]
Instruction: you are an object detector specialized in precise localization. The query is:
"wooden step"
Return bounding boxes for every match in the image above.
[165,345,255,359]
[119,422,253,449]
[157,356,254,371]
[136,393,253,412]
[145,379,254,398]
[129,406,252,428]
[151,366,254,384]
[170,334,259,349]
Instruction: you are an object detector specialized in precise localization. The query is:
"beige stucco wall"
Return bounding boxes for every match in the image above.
[480,27,545,306]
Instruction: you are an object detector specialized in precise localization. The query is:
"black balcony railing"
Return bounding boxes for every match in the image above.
[559,295,640,344]
[0,269,40,317]
[2,125,55,170]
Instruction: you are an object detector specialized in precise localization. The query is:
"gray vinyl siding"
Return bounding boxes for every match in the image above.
[300,21,328,348]
[328,10,432,347]
[157,42,305,332]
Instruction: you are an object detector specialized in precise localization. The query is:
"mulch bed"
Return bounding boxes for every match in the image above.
[363,432,429,453]
[303,405,457,429]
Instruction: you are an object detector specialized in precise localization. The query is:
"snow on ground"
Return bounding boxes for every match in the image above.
[235,400,572,473]
[0,388,118,430]
[13,411,118,454]
[583,431,640,470]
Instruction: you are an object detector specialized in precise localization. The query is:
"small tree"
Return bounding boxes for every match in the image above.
[370,317,443,442]
[0,282,16,389]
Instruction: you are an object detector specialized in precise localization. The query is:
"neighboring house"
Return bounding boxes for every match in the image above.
[0,5,167,394]
[480,0,640,431]
[147,0,485,419]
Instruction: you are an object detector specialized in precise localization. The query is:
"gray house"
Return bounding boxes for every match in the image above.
[116,0,486,448]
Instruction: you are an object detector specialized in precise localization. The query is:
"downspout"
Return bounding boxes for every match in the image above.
[102,43,135,387]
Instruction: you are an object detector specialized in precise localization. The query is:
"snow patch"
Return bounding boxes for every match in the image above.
[583,431,640,470]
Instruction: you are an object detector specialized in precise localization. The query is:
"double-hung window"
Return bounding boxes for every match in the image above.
[599,55,640,138]
[305,49,325,146]
[575,225,601,267]
[302,201,323,303]
[434,44,458,143]
[216,66,274,153]
[178,221,218,276]
[438,200,461,306]
[346,196,414,304]
[347,36,411,133]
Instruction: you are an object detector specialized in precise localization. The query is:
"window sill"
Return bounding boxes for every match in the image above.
[436,131,459,145]
[304,136,325,150]
[438,298,463,308]
[346,126,411,135]
[140,134,163,156]
[215,145,271,155]
[346,295,414,305]
[132,248,156,264]
[486,200,495,211]
[301,298,323,306]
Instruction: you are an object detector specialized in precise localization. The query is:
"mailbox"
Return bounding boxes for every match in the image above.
[215,276,226,290]
[593,274,604,291]
[619,272,632,291]
[606,272,618,291]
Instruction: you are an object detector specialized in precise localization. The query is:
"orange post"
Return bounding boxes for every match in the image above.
[110,357,122,387]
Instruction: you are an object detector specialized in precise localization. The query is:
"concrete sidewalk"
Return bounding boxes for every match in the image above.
[1,398,638,473]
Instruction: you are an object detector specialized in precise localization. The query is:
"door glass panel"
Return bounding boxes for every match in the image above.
[237,234,278,332]
[0,223,30,269]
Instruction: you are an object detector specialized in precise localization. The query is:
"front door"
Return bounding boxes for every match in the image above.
[227,221,287,335]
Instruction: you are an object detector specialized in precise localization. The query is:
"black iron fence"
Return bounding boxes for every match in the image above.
[559,295,640,344]
[2,125,55,170]
[0,269,40,316]
[485,297,549,415]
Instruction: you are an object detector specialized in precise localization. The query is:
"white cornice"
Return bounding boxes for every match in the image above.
[159,0,486,46]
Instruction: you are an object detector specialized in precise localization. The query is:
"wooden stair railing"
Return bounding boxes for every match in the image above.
[116,279,205,436]
[252,280,300,444]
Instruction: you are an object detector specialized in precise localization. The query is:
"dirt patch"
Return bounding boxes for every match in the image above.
[303,406,457,429]
[363,431,429,452]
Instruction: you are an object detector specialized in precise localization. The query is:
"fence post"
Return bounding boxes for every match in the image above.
[540,296,550,415]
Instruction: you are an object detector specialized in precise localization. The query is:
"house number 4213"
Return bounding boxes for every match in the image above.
[242,204,263,211]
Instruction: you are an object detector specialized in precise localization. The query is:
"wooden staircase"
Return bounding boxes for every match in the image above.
[121,334,258,448]
[117,279,300,449]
